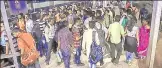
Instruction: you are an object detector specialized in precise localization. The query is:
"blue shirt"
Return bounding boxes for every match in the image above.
[1,31,7,46]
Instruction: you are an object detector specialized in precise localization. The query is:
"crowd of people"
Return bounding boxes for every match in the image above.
[0,1,151,68]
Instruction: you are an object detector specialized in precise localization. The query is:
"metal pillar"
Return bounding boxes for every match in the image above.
[1,1,19,68]
[146,1,162,68]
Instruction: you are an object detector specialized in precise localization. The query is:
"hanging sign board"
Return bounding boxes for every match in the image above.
[8,0,28,15]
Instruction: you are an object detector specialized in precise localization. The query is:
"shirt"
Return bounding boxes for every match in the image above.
[39,21,46,34]
[26,19,34,33]
[72,24,81,48]
[58,27,73,52]
[114,6,120,16]
[1,31,8,46]
[44,23,55,42]
[127,26,138,37]
[82,29,100,50]
[108,22,124,44]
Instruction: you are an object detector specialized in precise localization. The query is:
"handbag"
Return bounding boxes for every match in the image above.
[20,37,39,66]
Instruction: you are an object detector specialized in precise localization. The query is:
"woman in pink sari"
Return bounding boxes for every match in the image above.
[137,19,150,59]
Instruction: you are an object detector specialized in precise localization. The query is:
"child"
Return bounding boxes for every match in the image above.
[0,22,9,55]
[72,18,85,66]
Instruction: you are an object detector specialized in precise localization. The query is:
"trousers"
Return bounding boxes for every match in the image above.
[74,46,81,64]
[110,42,122,63]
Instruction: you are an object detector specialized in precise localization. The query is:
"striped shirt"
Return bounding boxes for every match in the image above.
[72,26,81,48]
[39,21,46,34]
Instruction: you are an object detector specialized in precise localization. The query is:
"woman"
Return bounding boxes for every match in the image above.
[124,19,139,65]
[17,13,26,32]
[137,19,150,59]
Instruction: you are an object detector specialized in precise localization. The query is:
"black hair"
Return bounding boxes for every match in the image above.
[12,27,20,34]
[127,8,132,15]
[87,10,93,17]
[96,10,102,16]
[115,15,121,22]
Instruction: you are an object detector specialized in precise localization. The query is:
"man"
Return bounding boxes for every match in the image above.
[72,18,85,66]
[57,22,73,68]
[12,28,40,68]
[82,20,100,68]
[0,23,9,55]
[25,14,34,33]
[67,9,75,30]
[44,18,55,65]
[107,15,125,64]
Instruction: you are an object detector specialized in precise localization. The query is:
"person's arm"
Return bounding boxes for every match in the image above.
[120,25,125,38]
[95,32,100,45]
[136,28,139,46]
[106,25,111,41]
[82,32,86,51]
[5,42,9,54]
[44,26,50,42]
[57,33,61,51]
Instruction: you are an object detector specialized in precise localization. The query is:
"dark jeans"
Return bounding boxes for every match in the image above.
[62,50,70,68]
[46,38,53,63]
[110,42,122,64]
[74,46,81,64]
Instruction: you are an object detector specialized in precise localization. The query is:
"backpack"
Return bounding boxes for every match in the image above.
[89,31,103,64]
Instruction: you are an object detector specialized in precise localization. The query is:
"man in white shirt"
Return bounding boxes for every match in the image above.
[44,18,55,65]
[25,14,34,33]
[82,21,100,68]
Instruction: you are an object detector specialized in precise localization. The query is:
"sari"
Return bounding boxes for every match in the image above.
[137,26,150,58]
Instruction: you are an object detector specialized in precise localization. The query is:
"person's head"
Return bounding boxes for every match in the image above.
[127,8,132,15]
[76,10,81,16]
[89,21,96,29]
[18,13,25,19]
[68,9,72,14]
[142,18,150,26]
[74,17,81,25]
[12,28,20,37]
[114,15,121,22]
[96,10,102,17]
[41,14,48,21]
[49,18,54,25]
[25,14,29,21]
[73,10,77,14]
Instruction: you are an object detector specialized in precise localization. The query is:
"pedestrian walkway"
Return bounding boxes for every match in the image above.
[39,52,139,68]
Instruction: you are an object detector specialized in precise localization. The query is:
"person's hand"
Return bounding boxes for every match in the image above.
[57,48,60,52]
[137,42,139,47]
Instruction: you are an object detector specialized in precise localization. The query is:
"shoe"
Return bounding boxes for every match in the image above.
[100,62,104,66]
[46,62,49,65]
[113,59,119,64]
[57,62,62,65]
[135,56,140,59]
[127,61,132,66]
[111,58,115,63]
[77,63,85,66]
